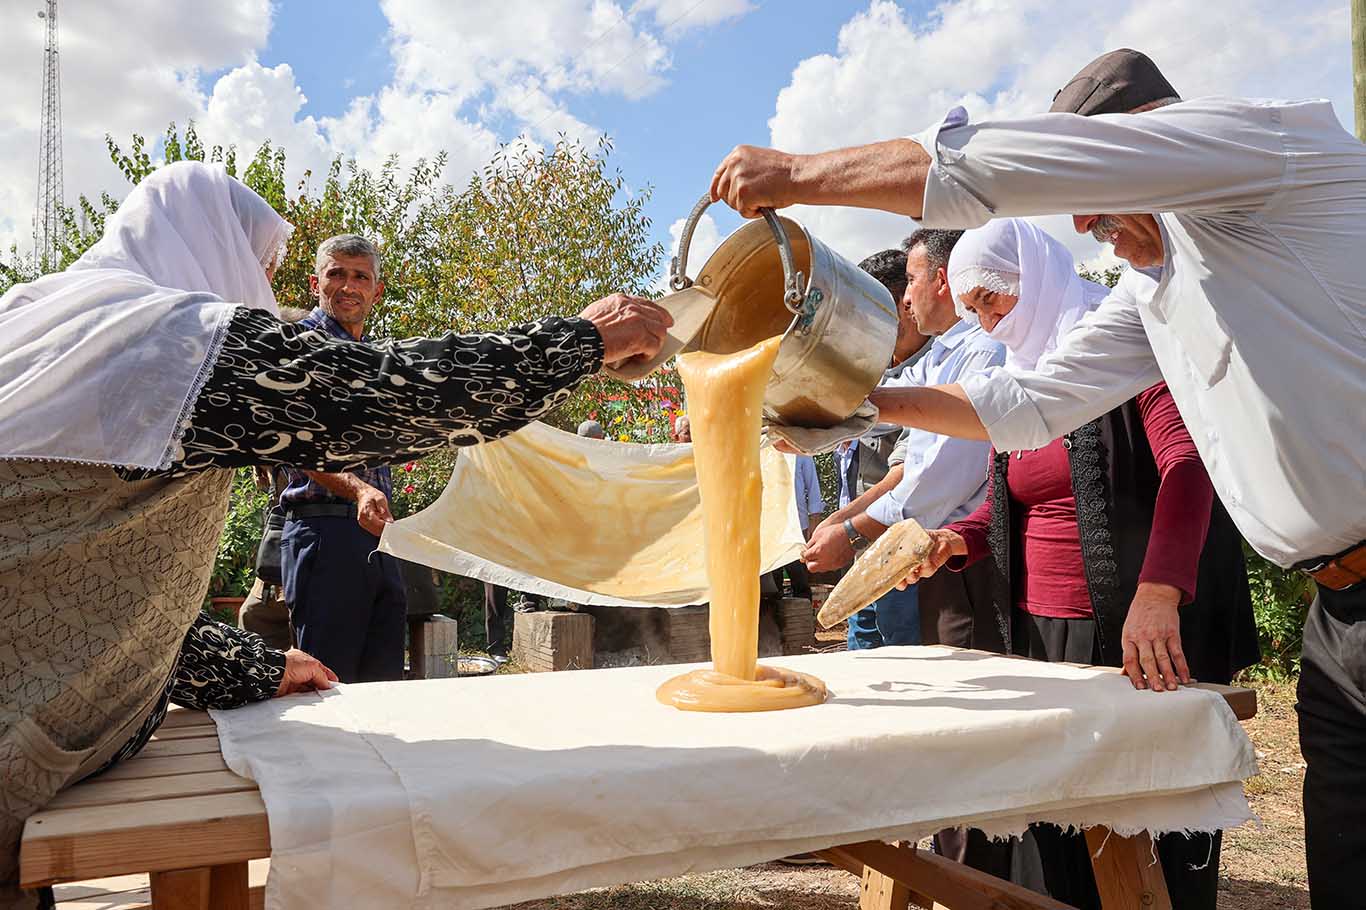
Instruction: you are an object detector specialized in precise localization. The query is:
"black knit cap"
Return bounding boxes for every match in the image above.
[1050,48,1178,116]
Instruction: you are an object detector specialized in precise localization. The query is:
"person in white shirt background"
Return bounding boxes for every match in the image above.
[710,48,1366,909]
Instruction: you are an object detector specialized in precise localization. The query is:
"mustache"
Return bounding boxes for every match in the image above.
[1090,215,1125,244]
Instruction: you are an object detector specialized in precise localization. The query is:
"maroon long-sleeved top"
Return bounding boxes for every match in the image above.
[945,382,1213,619]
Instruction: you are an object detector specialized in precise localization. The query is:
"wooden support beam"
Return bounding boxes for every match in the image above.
[860,863,916,910]
[820,841,1071,910]
[1084,828,1172,910]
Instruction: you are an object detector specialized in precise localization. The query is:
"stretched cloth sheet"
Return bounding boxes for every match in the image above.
[377,421,805,606]
[212,647,1258,910]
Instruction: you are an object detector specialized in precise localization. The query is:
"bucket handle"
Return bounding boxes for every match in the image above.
[669,193,806,315]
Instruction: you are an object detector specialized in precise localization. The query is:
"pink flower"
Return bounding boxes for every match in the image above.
[404,484,415,494]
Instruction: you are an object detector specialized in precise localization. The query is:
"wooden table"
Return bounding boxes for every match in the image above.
[23,684,1256,910]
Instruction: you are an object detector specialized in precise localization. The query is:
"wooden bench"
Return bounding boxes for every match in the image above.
[27,684,1256,910]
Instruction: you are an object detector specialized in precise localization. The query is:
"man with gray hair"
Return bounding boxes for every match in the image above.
[277,234,408,683]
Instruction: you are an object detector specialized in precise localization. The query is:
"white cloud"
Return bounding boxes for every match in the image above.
[766,0,1353,266]
[1,0,746,256]
[380,0,672,143]
[0,0,272,249]
[654,210,723,292]
[633,0,756,34]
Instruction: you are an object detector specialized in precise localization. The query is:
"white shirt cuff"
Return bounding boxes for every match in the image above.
[959,367,1052,453]
[909,107,994,230]
[865,491,901,527]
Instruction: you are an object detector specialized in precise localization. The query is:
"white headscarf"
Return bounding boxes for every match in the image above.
[946,218,1109,373]
[0,162,293,469]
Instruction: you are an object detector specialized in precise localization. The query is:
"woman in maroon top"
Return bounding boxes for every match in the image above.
[903,220,1258,910]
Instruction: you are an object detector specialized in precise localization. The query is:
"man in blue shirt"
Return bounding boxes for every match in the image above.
[278,235,408,682]
[771,454,825,600]
[806,230,1004,653]
[830,248,932,649]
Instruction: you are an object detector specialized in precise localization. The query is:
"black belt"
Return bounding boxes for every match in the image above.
[284,503,358,521]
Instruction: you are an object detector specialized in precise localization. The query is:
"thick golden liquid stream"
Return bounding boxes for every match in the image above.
[655,336,827,712]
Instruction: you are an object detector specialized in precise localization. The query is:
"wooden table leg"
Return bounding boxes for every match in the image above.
[208,862,250,910]
[1085,828,1173,910]
[860,863,915,910]
[151,867,209,910]
[150,862,249,910]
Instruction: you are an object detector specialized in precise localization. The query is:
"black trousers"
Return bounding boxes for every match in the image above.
[917,559,1002,651]
[483,583,512,657]
[1297,582,1366,909]
[770,561,812,600]
[281,516,407,683]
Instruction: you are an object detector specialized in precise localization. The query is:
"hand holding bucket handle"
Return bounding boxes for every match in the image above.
[669,193,806,316]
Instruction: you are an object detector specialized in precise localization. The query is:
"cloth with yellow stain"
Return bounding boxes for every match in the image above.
[378,422,805,606]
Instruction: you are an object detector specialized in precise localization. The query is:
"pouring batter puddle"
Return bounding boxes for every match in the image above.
[656,336,827,712]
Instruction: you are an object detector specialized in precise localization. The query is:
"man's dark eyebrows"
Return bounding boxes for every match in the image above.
[326,266,371,279]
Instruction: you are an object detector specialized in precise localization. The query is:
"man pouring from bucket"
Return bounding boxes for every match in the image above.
[710,48,1366,909]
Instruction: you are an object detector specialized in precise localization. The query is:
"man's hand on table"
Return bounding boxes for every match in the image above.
[275,649,339,697]
[801,522,855,573]
[1121,582,1191,692]
[581,294,673,367]
[356,487,395,537]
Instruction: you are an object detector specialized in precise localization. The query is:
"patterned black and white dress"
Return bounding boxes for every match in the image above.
[102,306,605,767]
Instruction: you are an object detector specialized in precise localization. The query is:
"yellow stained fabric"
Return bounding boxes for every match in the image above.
[378,421,804,607]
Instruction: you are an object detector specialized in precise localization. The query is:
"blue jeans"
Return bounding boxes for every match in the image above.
[846,583,921,650]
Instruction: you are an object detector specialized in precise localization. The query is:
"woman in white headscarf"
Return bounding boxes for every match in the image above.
[0,162,668,909]
[895,219,1256,910]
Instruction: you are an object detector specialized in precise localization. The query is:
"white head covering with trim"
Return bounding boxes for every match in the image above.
[946,218,1110,373]
[0,161,292,469]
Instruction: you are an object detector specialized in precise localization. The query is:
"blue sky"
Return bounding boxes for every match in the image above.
[255,1,888,268]
[1,0,1355,275]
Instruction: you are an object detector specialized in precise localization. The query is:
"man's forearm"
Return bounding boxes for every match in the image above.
[869,384,988,441]
[851,511,890,542]
[826,465,905,526]
[304,470,373,502]
[792,139,930,216]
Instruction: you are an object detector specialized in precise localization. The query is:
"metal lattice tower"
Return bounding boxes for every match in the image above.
[34,0,63,269]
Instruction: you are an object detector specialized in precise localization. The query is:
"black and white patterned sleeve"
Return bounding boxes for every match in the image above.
[170,612,285,710]
[171,307,605,473]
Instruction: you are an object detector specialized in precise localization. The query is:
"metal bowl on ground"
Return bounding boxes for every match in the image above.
[457,655,500,677]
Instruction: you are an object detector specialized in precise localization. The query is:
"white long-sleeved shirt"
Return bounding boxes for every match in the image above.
[915,97,1366,568]
[866,319,1005,529]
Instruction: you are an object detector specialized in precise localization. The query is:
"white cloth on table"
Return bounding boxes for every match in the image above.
[0,161,291,470]
[377,421,805,607]
[212,646,1258,910]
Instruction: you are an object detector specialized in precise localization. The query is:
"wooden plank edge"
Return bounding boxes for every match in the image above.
[46,770,256,811]
[822,841,1073,910]
[21,792,270,887]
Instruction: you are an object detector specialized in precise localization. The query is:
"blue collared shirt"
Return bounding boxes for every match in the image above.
[278,308,393,506]
[865,318,1005,529]
[793,454,825,531]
